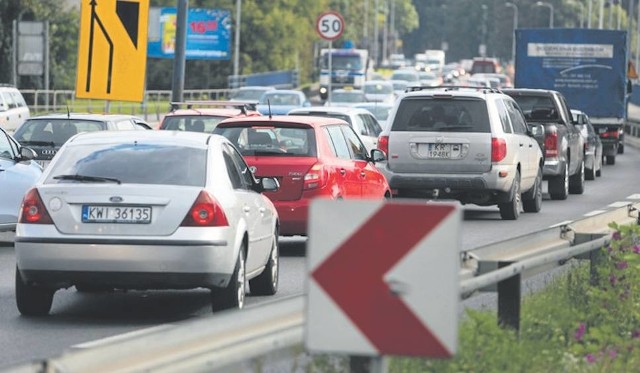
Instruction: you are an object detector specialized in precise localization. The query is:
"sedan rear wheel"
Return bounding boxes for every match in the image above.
[249,231,279,296]
[15,267,54,316]
[211,248,245,312]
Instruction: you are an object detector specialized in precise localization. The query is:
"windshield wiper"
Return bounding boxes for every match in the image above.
[53,174,121,184]
[19,140,56,147]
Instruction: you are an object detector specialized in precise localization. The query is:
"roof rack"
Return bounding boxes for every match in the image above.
[0,84,17,88]
[404,85,503,94]
[169,100,257,114]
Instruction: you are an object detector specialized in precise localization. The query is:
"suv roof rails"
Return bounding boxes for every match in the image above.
[0,84,17,88]
[405,85,502,94]
[169,100,257,114]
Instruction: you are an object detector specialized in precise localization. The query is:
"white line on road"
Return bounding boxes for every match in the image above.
[608,201,631,208]
[549,220,573,228]
[627,194,640,200]
[583,210,606,217]
[71,324,175,349]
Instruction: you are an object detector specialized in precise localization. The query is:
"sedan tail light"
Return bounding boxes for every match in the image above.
[19,189,53,224]
[378,135,389,156]
[600,130,619,139]
[181,190,228,227]
[304,163,328,190]
[544,131,558,157]
[491,137,507,162]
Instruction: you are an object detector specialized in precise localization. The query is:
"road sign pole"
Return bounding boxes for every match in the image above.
[171,0,188,103]
[328,40,332,105]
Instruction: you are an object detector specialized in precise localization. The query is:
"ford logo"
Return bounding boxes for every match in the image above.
[109,196,123,203]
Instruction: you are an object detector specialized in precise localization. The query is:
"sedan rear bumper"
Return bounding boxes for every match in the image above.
[16,239,236,290]
[273,199,310,236]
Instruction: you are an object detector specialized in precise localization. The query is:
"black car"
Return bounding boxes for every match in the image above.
[12,113,148,169]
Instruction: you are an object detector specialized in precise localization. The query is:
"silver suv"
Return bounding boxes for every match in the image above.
[377,87,544,220]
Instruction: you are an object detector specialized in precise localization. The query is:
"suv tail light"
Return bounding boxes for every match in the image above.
[19,189,53,224]
[378,135,389,156]
[181,190,228,227]
[304,163,328,190]
[544,130,558,157]
[491,138,507,162]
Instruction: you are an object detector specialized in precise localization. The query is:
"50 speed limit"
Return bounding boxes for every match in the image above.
[316,12,344,41]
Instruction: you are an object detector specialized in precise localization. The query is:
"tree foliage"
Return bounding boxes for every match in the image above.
[0,0,633,90]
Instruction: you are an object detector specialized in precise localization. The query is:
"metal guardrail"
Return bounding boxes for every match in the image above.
[4,202,640,373]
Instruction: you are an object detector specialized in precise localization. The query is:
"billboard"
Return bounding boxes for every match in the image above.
[148,7,231,60]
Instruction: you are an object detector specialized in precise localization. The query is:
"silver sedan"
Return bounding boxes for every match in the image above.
[14,131,280,316]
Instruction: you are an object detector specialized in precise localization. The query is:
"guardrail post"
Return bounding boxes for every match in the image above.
[350,356,386,373]
[590,247,605,285]
[497,261,521,332]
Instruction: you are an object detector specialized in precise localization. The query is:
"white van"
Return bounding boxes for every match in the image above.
[0,86,30,133]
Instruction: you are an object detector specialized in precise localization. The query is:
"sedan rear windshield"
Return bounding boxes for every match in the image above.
[214,125,316,157]
[160,115,227,132]
[14,119,106,146]
[392,97,490,132]
[507,95,558,121]
[45,143,206,186]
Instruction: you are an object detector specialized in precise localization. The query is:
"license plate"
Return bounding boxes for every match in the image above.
[598,127,607,134]
[82,205,152,224]
[427,143,461,159]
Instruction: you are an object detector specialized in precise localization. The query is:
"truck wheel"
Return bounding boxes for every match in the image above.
[569,161,585,194]
[499,171,521,220]
[549,163,569,200]
[618,143,624,154]
[523,169,542,213]
[606,155,616,165]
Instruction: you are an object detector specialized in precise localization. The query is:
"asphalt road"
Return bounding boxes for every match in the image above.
[1,144,639,369]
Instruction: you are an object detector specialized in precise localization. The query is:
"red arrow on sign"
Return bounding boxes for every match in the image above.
[311,203,455,357]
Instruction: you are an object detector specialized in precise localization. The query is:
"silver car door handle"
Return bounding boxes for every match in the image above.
[243,206,251,213]
[259,207,266,215]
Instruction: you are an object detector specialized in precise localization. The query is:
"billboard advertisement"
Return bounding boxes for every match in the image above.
[148,7,231,60]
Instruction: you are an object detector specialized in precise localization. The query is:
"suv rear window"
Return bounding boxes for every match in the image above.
[391,97,490,132]
[214,124,317,157]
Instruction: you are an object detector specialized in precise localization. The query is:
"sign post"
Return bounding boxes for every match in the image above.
[306,200,461,372]
[316,11,344,105]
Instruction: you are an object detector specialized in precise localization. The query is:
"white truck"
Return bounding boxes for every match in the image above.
[318,48,369,100]
[424,49,446,73]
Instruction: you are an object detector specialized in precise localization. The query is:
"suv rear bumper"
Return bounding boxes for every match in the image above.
[378,162,515,194]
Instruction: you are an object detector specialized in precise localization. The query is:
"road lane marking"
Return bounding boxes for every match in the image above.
[627,194,640,200]
[584,210,606,217]
[608,201,631,208]
[71,324,174,349]
[549,220,573,228]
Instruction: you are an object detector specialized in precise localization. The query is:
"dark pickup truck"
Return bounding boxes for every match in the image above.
[503,89,585,200]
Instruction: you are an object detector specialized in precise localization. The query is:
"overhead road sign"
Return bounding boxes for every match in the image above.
[76,0,149,102]
[306,200,461,357]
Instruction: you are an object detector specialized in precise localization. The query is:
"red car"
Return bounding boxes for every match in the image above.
[159,101,261,132]
[214,116,390,236]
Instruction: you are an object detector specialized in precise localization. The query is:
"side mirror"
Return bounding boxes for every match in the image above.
[259,177,279,192]
[370,148,387,163]
[20,146,37,161]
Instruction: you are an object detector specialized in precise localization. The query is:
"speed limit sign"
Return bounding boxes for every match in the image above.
[316,12,344,41]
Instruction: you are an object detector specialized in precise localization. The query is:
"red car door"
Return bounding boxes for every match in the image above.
[323,125,361,198]
[340,125,387,198]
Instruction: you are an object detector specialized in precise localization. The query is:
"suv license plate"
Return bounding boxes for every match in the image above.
[427,143,461,159]
[82,205,152,224]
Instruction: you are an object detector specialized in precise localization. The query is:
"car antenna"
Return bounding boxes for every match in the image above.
[66,104,71,125]
[268,99,272,119]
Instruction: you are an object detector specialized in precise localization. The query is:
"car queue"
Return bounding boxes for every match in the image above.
[0,60,624,316]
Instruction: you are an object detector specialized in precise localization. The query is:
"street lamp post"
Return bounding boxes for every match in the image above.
[505,2,518,64]
[233,0,241,80]
[535,1,554,28]
[588,0,592,28]
[480,4,488,57]
[578,2,584,28]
